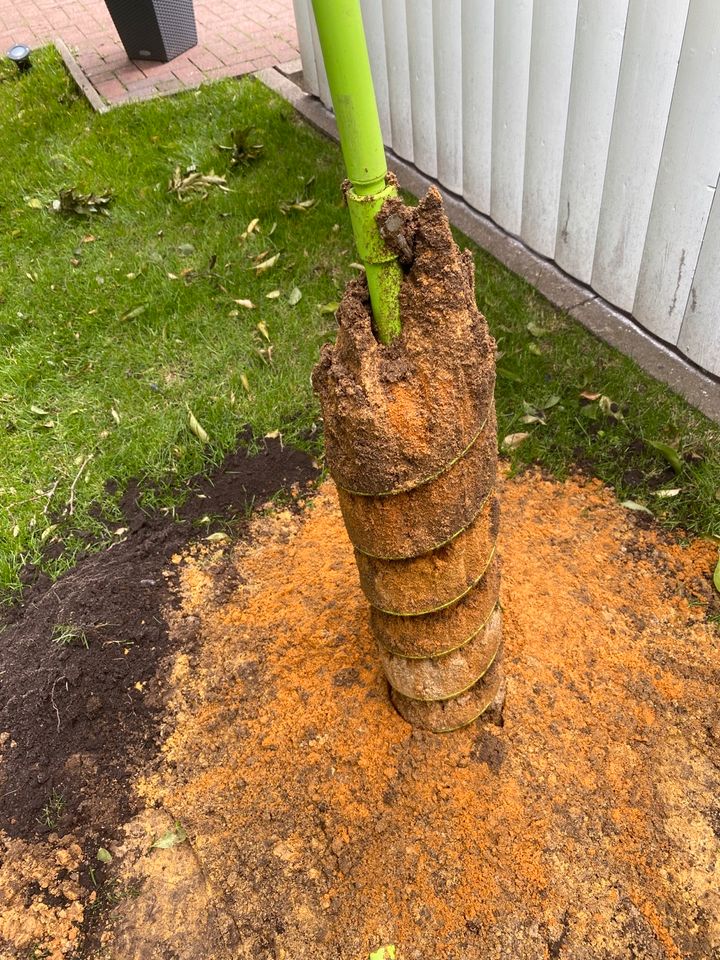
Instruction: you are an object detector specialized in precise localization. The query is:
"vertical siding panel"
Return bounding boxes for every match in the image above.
[292,0,319,97]
[555,0,628,283]
[677,177,720,376]
[433,0,463,193]
[405,0,437,177]
[360,0,392,146]
[633,0,720,345]
[490,0,533,234]
[461,0,494,214]
[592,0,689,312]
[382,0,413,161]
[308,5,332,108]
[521,0,578,257]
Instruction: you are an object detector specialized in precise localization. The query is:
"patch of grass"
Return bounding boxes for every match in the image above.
[51,623,88,648]
[38,788,65,829]
[464,232,720,540]
[0,48,351,596]
[86,875,143,918]
[1,48,718,599]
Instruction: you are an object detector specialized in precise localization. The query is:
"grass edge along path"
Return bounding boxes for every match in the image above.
[1,47,719,599]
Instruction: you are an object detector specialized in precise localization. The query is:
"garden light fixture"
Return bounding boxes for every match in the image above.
[7,44,31,73]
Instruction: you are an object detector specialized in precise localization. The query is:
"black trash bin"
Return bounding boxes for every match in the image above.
[104,0,197,62]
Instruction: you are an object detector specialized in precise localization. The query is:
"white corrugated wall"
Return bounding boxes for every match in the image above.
[292,0,720,379]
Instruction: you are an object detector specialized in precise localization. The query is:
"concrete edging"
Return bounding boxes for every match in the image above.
[258,66,720,426]
[55,38,109,114]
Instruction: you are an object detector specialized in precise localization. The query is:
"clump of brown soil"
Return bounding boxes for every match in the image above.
[94,809,236,959]
[313,186,495,497]
[135,473,720,959]
[314,185,501,729]
[0,832,86,959]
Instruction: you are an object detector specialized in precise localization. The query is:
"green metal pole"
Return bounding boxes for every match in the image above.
[311,0,402,344]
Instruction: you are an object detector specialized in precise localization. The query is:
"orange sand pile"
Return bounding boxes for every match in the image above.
[0,833,86,959]
[138,473,719,959]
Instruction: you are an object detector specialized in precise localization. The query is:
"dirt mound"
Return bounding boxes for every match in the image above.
[0,437,317,845]
[131,472,719,959]
[314,186,502,730]
[313,186,495,497]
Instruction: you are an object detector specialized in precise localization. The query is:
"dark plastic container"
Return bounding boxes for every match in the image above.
[104,0,197,62]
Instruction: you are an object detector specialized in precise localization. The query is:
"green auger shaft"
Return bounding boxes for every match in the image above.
[311,0,402,344]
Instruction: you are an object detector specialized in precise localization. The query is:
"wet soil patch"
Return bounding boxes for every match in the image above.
[0,436,317,844]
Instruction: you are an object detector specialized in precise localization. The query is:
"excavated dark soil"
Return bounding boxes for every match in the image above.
[0,437,317,844]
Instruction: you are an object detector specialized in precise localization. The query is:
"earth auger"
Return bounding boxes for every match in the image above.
[310,0,504,732]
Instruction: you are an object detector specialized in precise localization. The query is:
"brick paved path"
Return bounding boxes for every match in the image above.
[1,0,299,104]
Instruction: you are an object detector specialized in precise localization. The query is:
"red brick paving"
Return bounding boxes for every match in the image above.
[1,0,300,105]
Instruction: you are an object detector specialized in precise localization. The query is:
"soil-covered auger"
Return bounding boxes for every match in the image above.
[310,0,504,732]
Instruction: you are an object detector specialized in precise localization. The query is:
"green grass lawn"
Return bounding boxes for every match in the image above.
[1,47,718,598]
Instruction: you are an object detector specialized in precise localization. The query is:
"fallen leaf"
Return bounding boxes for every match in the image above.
[240,373,251,394]
[265,430,281,439]
[121,303,148,321]
[26,197,44,209]
[187,408,209,444]
[288,286,302,306]
[256,321,270,341]
[111,407,120,425]
[599,395,624,421]
[653,488,681,498]
[502,432,530,452]
[233,298,255,309]
[621,500,653,515]
[319,301,340,314]
[168,166,229,201]
[30,405,50,416]
[279,197,318,214]
[217,126,264,167]
[97,847,112,863]
[369,947,396,960]
[349,261,366,271]
[40,524,57,542]
[151,822,188,850]
[205,531,229,542]
[52,187,113,216]
[265,289,281,299]
[527,321,548,338]
[255,253,279,274]
[279,176,318,214]
[647,439,683,474]
[579,391,601,402]
[497,365,523,383]
[714,552,720,594]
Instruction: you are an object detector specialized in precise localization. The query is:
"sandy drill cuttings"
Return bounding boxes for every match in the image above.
[133,476,719,960]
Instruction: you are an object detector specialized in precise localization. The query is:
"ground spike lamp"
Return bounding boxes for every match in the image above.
[311,0,505,732]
